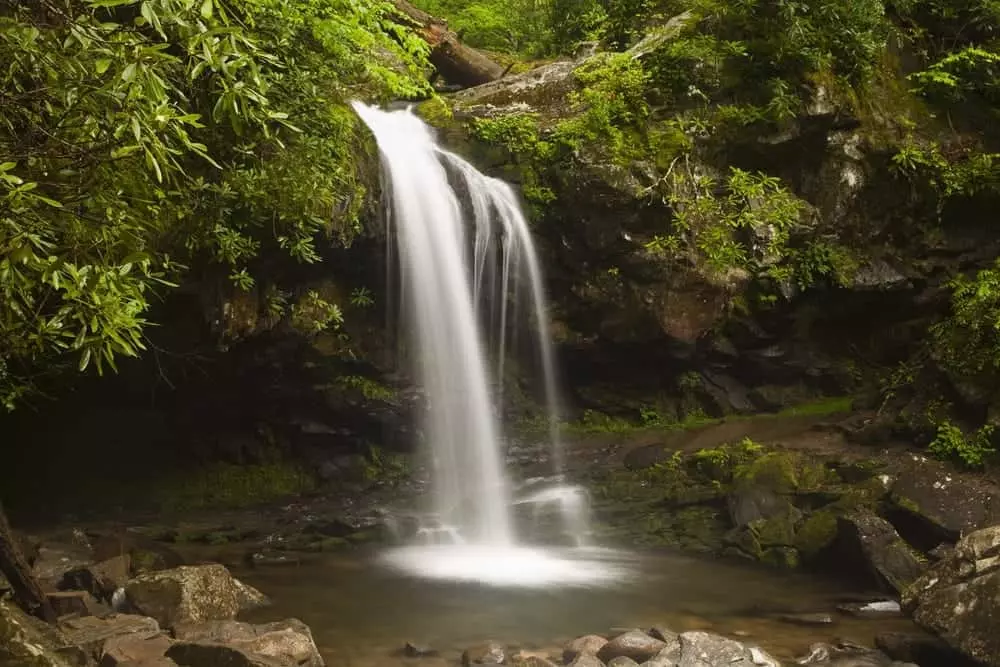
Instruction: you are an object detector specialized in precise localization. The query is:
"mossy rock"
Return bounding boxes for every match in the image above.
[794,510,840,559]
[761,546,801,569]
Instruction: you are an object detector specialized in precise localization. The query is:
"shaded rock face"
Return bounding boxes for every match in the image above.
[124,565,269,628]
[563,629,777,667]
[0,600,72,667]
[597,630,667,663]
[887,454,1000,549]
[171,619,323,667]
[833,512,925,594]
[902,525,1000,667]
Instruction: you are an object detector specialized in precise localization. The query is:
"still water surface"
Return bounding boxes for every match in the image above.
[235,547,918,666]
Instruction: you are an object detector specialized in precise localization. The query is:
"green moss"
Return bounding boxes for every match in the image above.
[415,95,454,128]
[794,510,839,558]
[776,396,854,418]
[152,462,315,513]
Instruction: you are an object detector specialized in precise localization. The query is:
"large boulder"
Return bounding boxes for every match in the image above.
[888,455,1000,548]
[902,525,1000,666]
[124,565,269,628]
[834,512,924,593]
[598,630,668,663]
[172,619,323,667]
[676,631,778,667]
[59,613,163,661]
[0,599,72,667]
[60,556,131,604]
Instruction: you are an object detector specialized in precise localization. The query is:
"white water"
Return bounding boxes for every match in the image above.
[353,102,624,586]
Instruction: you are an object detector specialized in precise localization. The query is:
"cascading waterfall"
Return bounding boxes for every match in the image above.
[353,102,626,587]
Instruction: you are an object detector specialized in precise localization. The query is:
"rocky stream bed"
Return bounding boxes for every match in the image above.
[4,412,1000,667]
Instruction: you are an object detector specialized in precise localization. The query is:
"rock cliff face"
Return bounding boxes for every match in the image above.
[418,25,1000,426]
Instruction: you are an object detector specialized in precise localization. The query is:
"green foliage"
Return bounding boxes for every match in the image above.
[645,166,806,282]
[553,53,650,160]
[290,290,343,335]
[362,444,409,486]
[0,0,431,407]
[337,375,397,401]
[930,259,1000,376]
[928,420,996,468]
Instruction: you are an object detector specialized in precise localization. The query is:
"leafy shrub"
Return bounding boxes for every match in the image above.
[928,421,996,468]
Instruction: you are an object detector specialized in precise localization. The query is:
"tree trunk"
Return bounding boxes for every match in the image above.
[389,0,506,88]
[0,501,56,623]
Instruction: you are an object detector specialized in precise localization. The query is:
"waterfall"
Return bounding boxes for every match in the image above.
[353,102,623,587]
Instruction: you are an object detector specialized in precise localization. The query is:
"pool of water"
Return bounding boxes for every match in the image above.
[234,547,919,667]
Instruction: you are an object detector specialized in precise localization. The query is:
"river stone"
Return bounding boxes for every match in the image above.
[61,556,131,604]
[59,613,163,660]
[124,565,268,628]
[676,632,777,667]
[510,651,559,667]
[648,626,678,644]
[171,619,322,667]
[901,525,1000,666]
[598,630,667,663]
[100,632,175,666]
[835,513,924,593]
[463,641,505,665]
[609,657,641,667]
[0,599,73,667]
[875,632,976,666]
[564,635,609,662]
[569,654,605,667]
[889,455,1000,544]
[165,641,285,667]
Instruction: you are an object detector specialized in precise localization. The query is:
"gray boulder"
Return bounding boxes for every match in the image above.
[124,565,268,628]
[902,525,1000,666]
[598,630,668,663]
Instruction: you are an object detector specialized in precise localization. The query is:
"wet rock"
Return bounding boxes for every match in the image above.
[641,644,683,667]
[33,543,94,587]
[60,556,131,604]
[463,641,506,666]
[728,486,790,529]
[124,565,269,628]
[165,642,282,667]
[888,455,1000,547]
[100,633,175,666]
[835,513,924,593]
[835,600,902,618]
[647,626,678,644]
[510,651,560,667]
[598,630,667,663]
[47,590,108,618]
[0,599,73,667]
[91,532,185,576]
[171,619,323,667]
[901,525,1000,666]
[59,613,162,661]
[678,632,778,667]
[775,612,835,626]
[569,654,605,667]
[795,640,901,666]
[404,642,438,657]
[875,632,978,667]
[609,658,640,667]
[564,635,609,662]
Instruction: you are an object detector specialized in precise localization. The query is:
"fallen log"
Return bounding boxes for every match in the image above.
[389,0,505,88]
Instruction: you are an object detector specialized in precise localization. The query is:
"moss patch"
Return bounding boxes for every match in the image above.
[151,463,316,513]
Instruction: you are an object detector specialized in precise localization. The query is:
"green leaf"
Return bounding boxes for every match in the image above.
[95,58,112,75]
[200,0,214,19]
[79,348,92,372]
